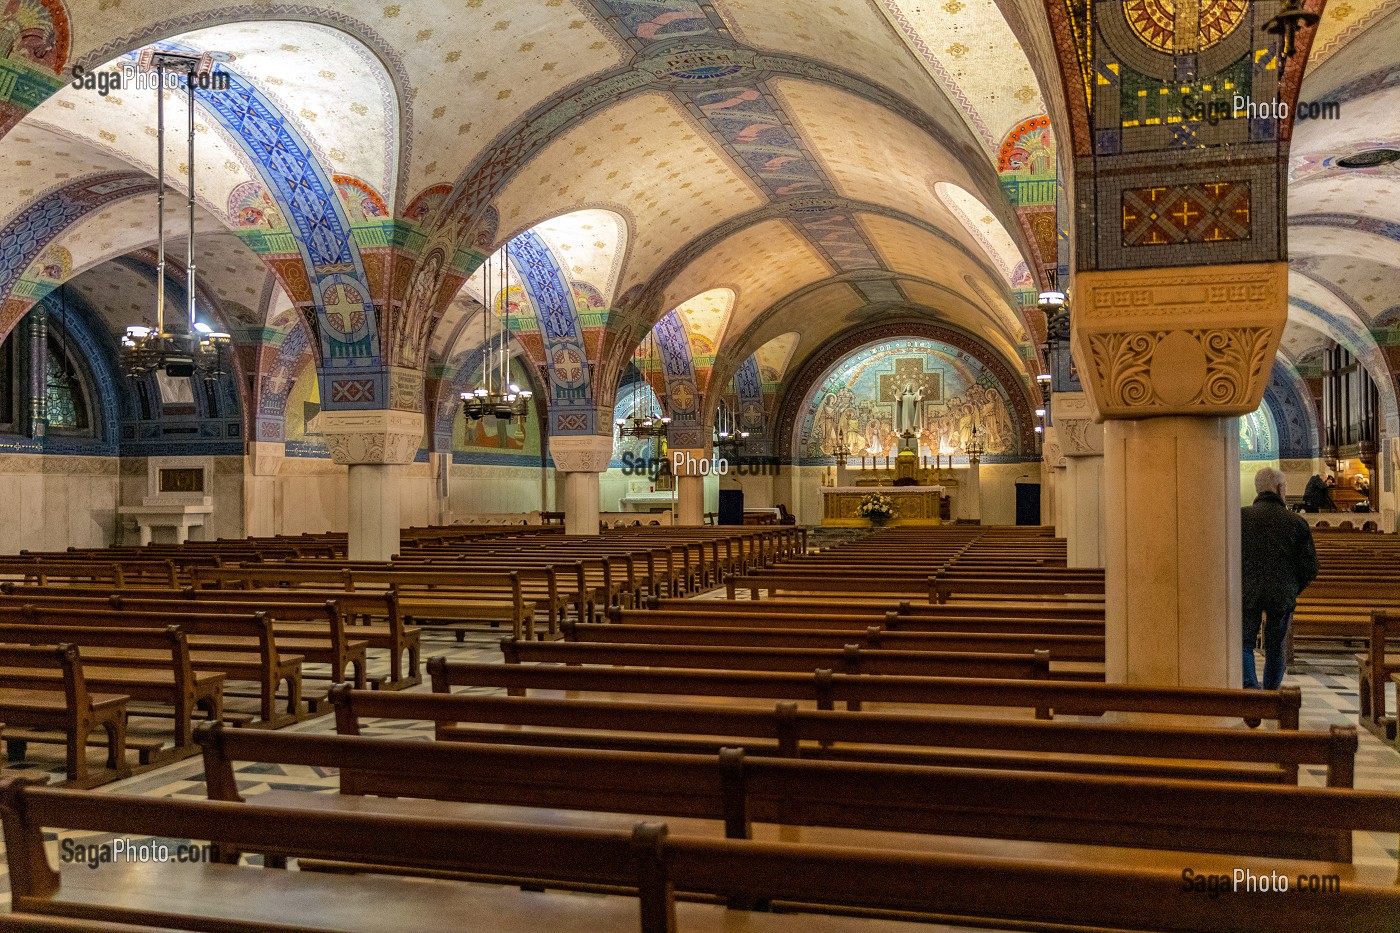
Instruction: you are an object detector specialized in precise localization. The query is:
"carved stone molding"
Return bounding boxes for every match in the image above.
[549,435,614,474]
[313,410,424,466]
[1070,262,1287,420]
[1052,392,1105,457]
[1042,427,1066,469]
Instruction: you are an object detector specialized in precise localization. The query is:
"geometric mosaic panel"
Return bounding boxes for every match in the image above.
[1122,181,1251,246]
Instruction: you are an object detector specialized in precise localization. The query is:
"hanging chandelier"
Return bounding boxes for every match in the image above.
[713,398,749,454]
[120,49,230,382]
[1265,0,1319,62]
[462,240,532,423]
[615,331,670,440]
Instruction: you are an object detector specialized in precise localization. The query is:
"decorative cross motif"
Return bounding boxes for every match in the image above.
[878,357,943,404]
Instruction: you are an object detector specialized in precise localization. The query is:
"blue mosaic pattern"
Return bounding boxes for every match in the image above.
[0,174,154,320]
[136,43,382,406]
[733,354,765,435]
[512,230,595,436]
[1262,359,1322,460]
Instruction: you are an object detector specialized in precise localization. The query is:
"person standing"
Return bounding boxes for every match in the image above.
[1241,468,1318,694]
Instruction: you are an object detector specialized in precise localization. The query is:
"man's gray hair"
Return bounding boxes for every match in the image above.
[1254,467,1286,495]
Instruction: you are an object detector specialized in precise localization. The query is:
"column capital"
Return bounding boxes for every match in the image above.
[313,410,424,465]
[1052,391,1105,458]
[1042,426,1067,470]
[549,435,613,473]
[1070,262,1287,420]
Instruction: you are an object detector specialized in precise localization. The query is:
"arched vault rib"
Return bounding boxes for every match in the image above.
[604,196,1026,380]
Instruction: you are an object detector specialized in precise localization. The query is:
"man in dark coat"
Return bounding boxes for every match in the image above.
[1241,468,1318,692]
[1301,473,1335,512]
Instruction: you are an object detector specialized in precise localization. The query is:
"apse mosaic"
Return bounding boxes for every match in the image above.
[797,339,1017,462]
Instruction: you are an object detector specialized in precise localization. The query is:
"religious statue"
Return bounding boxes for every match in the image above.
[896,384,924,434]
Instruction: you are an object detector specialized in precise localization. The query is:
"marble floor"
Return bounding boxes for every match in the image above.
[1,620,1396,931]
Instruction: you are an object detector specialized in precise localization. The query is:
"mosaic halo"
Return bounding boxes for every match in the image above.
[1124,0,1249,55]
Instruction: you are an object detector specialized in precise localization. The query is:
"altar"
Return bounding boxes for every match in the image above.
[821,485,946,527]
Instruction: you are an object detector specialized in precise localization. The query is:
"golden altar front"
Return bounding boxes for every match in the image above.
[820,485,947,527]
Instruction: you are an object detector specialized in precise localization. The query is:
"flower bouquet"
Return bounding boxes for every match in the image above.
[856,492,895,526]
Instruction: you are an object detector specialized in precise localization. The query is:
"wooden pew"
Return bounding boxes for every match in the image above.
[583,617,1106,661]
[0,623,220,763]
[194,564,534,642]
[635,604,1106,637]
[499,636,1053,681]
[0,583,420,689]
[1357,610,1400,741]
[329,687,1356,786]
[191,725,1400,868]
[0,645,128,787]
[0,592,367,693]
[429,659,1302,727]
[12,607,301,728]
[10,779,1399,933]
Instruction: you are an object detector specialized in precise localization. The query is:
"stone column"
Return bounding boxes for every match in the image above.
[316,410,424,561]
[1072,263,1285,688]
[1041,427,1066,533]
[962,456,982,523]
[550,435,613,536]
[669,447,709,526]
[1052,392,1105,568]
[242,441,284,538]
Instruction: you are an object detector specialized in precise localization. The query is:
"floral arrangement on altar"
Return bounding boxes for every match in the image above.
[856,492,896,526]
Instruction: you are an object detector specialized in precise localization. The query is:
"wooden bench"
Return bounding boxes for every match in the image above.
[727,572,929,601]
[11,780,1398,933]
[0,623,220,762]
[584,617,1105,661]
[266,558,579,637]
[190,724,1400,868]
[1357,610,1400,741]
[329,687,1356,786]
[429,659,1302,726]
[0,645,128,787]
[0,592,367,693]
[194,565,535,642]
[499,636,1054,681]
[194,722,1400,868]
[13,607,300,729]
[637,603,1106,636]
[0,583,420,689]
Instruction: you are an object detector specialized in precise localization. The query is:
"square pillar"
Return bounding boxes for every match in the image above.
[1053,392,1105,569]
[314,410,424,561]
[550,435,613,536]
[1072,262,1286,689]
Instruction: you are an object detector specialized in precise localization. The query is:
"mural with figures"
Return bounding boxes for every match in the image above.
[452,358,542,461]
[797,339,1018,462]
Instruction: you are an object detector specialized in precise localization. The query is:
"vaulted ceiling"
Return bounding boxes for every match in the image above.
[1,0,1397,445]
